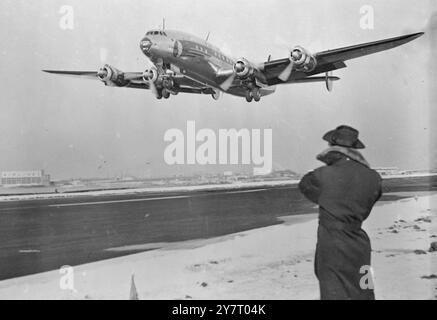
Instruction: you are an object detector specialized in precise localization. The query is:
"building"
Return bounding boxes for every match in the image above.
[1,170,51,186]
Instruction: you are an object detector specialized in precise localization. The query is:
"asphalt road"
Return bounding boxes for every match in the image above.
[0,175,435,281]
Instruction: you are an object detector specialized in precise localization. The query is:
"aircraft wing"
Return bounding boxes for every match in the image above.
[42,67,213,94]
[314,32,424,64]
[42,68,146,84]
[262,32,424,86]
[42,70,103,79]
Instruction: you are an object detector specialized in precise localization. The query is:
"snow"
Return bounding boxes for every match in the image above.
[0,193,435,300]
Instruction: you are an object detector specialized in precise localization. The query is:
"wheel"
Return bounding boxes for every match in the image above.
[162,89,171,99]
[245,90,253,102]
[252,88,261,102]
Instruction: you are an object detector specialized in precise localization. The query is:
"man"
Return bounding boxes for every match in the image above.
[298,125,382,300]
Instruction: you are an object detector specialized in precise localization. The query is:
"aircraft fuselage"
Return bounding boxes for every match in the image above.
[140,29,274,98]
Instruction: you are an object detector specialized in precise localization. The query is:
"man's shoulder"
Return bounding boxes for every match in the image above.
[319,159,381,179]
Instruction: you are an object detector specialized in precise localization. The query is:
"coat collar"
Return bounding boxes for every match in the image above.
[317,146,370,168]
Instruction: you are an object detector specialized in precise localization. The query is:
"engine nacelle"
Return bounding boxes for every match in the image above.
[290,46,317,72]
[233,58,255,79]
[97,65,127,86]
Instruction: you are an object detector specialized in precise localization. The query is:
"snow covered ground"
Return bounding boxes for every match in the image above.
[0,193,435,300]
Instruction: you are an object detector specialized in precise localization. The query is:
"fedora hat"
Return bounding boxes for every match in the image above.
[322,125,365,149]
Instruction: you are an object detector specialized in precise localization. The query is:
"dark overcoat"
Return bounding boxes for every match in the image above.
[299,150,382,300]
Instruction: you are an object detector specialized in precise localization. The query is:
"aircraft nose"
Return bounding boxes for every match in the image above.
[140,37,153,54]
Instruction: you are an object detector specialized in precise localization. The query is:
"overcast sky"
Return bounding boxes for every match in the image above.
[0,0,435,180]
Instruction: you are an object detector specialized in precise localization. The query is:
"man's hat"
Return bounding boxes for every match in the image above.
[322,125,365,149]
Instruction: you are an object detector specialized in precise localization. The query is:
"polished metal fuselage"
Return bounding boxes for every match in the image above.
[140,30,275,97]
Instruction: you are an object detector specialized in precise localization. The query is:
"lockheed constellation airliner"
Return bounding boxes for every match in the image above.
[43,29,423,102]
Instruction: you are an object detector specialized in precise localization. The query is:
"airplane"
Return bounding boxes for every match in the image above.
[43,29,424,102]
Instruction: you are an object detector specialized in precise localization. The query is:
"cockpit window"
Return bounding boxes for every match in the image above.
[146,30,166,36]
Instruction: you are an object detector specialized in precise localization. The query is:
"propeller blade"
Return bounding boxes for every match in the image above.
[144,55,155,68]
[278,60,294,82]
[220,73,236,91]
[140,55,159,97]
[148,79,158,97]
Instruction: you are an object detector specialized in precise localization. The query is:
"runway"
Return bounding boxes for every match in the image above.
[0,175,435,281]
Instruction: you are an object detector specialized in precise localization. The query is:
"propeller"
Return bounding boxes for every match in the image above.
[278,49,304,82]
[147,77,159,97]
[97,67,108,79]
[97,48,110,80]
[234,60,245,74]
[278,60,294,82]
[144,56,161,98]
[219,60,245,91]
[220,73,236,91]
[274,35,319,82]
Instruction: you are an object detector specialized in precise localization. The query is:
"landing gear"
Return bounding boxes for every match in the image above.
[252,88,261,102]
[245,88,261,102]
[245,90,253,102]
[155,88,170,100]
[162,89,171,99]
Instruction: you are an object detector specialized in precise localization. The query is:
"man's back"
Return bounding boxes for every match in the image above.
[298,125,382,300]
[314,158,382,224]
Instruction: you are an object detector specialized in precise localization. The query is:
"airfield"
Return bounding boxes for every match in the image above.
[0,174,435,299]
